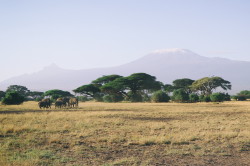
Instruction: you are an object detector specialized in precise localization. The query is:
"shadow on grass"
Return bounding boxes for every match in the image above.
[100,114,177,122]
[0,108,135,114]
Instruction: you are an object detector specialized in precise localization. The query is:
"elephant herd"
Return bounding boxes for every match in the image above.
[38,97,78,109]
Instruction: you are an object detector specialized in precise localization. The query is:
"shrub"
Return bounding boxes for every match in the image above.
[231,95,238,101]
[199,95,211,102]
[77,96,89,102]
[127,92,142,102]
[210,93,225,102]
[2,91,25,105]
[151,91,170,102]
[172,89,189,102]
[93,93,103,102]
[237,95,247,101]
[237,90,250,99]
[189,94,199,103]
[142,94,151,102]
[103,94,124,103]
[103,95,112,102]
[223,93,231,101]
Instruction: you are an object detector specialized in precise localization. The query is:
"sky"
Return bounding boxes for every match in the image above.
[0,0,250,82]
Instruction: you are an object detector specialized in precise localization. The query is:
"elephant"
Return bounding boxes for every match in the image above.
[69,97,78,108]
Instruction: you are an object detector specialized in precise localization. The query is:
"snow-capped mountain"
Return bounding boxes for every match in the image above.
[0,49,249,94]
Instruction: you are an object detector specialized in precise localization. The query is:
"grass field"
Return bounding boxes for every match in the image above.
[0,101,250,165]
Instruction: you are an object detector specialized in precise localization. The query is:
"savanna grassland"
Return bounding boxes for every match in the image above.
[0,101,250,166]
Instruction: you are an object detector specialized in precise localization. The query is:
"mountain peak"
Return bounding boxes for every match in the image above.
[43,63,61,70]
[151,48,193,54]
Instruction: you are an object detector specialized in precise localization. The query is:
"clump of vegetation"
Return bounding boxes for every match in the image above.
[151,90,170,102]
[189,94,199,103]
[210,93,225,102]
[77,96,89,102]
[199,95,211,102]
[172,89,189,102]
[237,95,247,101]
[127,92,143,102]
[103,94,124,103]
[2,91,25,105]
[43,89,73,101]
[237,90,250,99]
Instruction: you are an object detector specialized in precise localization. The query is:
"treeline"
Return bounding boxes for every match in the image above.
[73,73,233,103]
[0,73,249,105]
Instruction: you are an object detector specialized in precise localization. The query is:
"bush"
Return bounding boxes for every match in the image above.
[223,93,231,101]
[77,96,89,102]
[210,93,225,102]
[2,91,25,105]
[237,90,250,99]
[199,95,211,102]
[237,95,247,101]
[142,94,151,102]
[127,92,142,102]
[189,94,199,103]
[172,89,189,102]
[151,91,170,102]
[103,94,124,103]
[93,93,103,102]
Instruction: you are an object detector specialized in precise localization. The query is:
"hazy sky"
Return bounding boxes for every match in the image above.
[0,0,250,82]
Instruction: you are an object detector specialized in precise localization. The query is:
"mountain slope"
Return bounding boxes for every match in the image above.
[1,49,249,94]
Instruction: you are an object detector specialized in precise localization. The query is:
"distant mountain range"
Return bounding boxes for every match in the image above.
[1,48,249,94]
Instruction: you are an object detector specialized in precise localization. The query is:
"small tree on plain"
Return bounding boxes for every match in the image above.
[210,93,225,102]
[151,91,170,102]
[2,91,25,105]
[189,94,199,103]
[172,89,189,103]
[199,95,211,102]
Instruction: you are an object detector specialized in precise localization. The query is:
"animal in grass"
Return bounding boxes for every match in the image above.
[55,100,63,109]
[69,97,78,108]
[38,98,51,109]
[38,101,47,109]
[56,97,70,107]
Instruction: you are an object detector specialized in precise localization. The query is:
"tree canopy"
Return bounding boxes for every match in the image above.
[6,85,30,97]
[100,77,128,97]
[172,78,194,94]
[44,89,72,100]
[190,76,231,95]
[2,91,25,105]
[0,91,5,99]
[237,90,250,99]
[92,75,123,85]
[73,84,101,97]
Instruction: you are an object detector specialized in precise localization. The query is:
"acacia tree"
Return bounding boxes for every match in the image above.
[100,77,128,97]
[92,75,123,86]
[6,85,30,97]
[28,91,44,101]
[0,91,5,100]
[164,84,175,94]
[237,90,250,99]
[126,73,162,94]
[73,84,102,101]
[44,89,72,100]
[100,73,162,102]
[2,91,25,105]
[172,78,194,94]
[190,76,231,95]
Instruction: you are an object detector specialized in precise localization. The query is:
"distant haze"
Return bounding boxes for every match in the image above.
[0,49,249,94]
[0,1,250,82]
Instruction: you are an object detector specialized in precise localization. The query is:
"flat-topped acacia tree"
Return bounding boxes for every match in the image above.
[190,76,231,96]
[44,89,73,100]
[101,73,162,102]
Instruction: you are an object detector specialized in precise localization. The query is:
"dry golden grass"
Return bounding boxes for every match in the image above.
[0,101,250,165]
